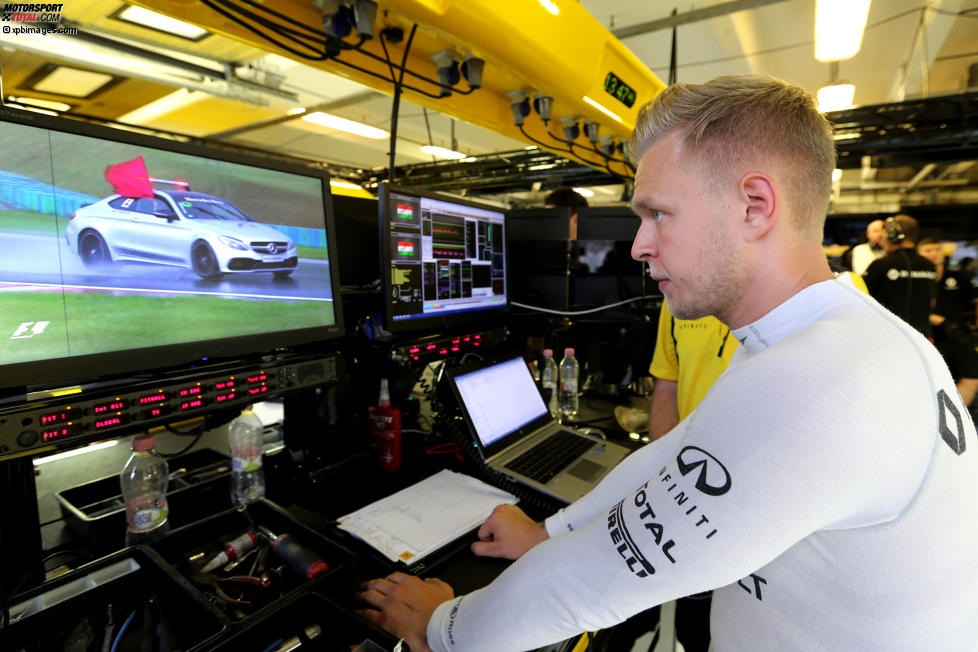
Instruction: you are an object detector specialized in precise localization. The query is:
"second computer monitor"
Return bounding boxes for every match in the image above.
[379,184,507,333]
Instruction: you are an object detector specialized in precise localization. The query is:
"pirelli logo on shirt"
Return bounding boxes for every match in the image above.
[608,446,730,579]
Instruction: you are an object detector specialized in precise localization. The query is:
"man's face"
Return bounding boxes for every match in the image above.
[867,220,885,246]
[918,242,945,267]
[630,131,748,322]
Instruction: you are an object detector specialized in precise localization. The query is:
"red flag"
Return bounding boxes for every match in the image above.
[104,157,153,198]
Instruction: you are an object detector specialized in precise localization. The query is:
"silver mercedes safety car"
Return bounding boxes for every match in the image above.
[64,190,298,279]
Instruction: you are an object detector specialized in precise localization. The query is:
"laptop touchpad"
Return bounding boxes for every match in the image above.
[568,458,604,481]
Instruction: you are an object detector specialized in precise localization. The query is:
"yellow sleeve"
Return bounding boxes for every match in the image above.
[649,299,679,381]
[846,271,869,294]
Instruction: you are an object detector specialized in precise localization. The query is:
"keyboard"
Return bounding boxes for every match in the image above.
[505,430,595,484]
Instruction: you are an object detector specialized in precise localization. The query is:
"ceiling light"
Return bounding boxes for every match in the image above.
[330,179,365,190]
[116,88,203,125]
[301,112,389,139]
[583,96,623,124]
[6,96,71,112]
[539,0,560,16]
[817,83,855,112]
[421,145,468,160]
[114,5,209,41]
[832,168,843,182]
[34,439,118,465]
[288,107,306,115]
[572,187,594,198]
[815,0,871,62]
[7,104,57,116]
[30,66,114,97]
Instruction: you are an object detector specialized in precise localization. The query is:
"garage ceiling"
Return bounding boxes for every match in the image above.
[0,0,976,213]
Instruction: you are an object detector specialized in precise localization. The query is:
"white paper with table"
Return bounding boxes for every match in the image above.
[336,469,518,565]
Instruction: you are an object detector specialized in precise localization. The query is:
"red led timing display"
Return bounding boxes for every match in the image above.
[246,374,268,383]
[40,411,69,425]
[215,380,235,390]
[247,386,269,396]
[215,392,236,402]
[138,393,167,405]
[93,400,126,414]
[180,399,205,411]
[42,423,82,441]
[178,386,202,397]
[94,415,129,429]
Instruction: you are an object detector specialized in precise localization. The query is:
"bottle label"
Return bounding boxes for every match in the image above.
[126,495,168,532]
[232,453,263,473]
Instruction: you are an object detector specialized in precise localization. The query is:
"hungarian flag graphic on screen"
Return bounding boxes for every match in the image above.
[104,157,154,198]
[397,241,414,256]
[396,204,413,220]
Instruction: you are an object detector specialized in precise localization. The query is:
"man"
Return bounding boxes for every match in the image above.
[358,76,978,650]
[544,186,588,240]
[918,237,978,408]
[849,218,885,275]
[863,214,937,337]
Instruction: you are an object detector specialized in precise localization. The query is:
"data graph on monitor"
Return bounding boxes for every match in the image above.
[382,185,506,331]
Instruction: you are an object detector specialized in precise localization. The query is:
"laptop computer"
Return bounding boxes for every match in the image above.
[446,356,631,503]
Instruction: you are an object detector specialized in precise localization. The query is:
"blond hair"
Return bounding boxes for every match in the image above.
[629,75,836,239]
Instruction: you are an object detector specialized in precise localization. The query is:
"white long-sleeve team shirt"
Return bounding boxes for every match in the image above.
[428,279,978,651]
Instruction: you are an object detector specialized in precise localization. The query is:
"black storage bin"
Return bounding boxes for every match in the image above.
[2,547,228,651]
[211,591,399,651]
[55,448,232,549]
[149,499,357,627]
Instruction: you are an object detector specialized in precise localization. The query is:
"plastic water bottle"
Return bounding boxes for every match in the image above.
[228,410,266,508]
[121,434,170,545]
[541,349,559,417]
[559,347,580,419]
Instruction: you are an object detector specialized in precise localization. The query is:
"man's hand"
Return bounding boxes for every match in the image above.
[357,572,454,652]
[471,503,549,560]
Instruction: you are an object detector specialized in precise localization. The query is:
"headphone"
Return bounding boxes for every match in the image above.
[884,217,905,244]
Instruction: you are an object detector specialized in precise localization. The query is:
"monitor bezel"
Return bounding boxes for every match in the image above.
[0,106,344,395]
[379,182,509,335]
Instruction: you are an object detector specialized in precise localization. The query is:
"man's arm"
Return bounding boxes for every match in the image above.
[648,377,679,440]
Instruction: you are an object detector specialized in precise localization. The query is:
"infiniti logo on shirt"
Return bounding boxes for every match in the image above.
[676,446,732,496]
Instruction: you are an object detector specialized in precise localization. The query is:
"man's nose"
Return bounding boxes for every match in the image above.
[631,220,658,261]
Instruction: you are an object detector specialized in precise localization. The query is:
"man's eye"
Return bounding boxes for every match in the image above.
[652,210,663,221]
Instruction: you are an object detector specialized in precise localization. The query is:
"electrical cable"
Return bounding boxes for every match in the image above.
[541,121,634,177]
[109,609,137,652]
[159,418,209,458]
[388,24,418,182]
[518,124,630,179]
[511,295,658,316]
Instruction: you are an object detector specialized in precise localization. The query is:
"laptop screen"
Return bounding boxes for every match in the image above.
[452,357,549,447]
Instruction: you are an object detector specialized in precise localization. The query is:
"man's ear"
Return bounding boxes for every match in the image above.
[739,172,777,241]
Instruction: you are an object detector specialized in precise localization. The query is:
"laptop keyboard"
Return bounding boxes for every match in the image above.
[505,430,595,484]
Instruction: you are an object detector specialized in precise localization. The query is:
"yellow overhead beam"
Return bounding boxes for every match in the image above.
[130,0,666,174]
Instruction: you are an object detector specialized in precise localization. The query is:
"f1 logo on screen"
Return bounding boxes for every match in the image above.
[10,321,50,340]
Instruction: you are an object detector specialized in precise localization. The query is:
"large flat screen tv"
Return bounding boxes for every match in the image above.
[379,183,507,333]
[0,107,343,396]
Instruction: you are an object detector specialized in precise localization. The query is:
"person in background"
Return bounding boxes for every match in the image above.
[358,75,978,652]
[917,237,978,409]
[544,186,588,240]
[849,218,885,275]
[863,214,937,337]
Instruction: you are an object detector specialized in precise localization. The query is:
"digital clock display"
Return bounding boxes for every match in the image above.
[604,72,637,108]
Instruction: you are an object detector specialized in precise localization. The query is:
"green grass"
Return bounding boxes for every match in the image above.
[0,291,335,363]
[0,210,64,236]
[296,245,328,261]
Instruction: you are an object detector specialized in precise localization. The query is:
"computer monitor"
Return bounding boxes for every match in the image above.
[0,106,343,395]
[379,183,507,333]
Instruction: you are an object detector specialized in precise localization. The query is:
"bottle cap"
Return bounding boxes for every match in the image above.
[543,349,553,357]
[564,347,575,356]
[132,434,154,451]
[379,378,390,406]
